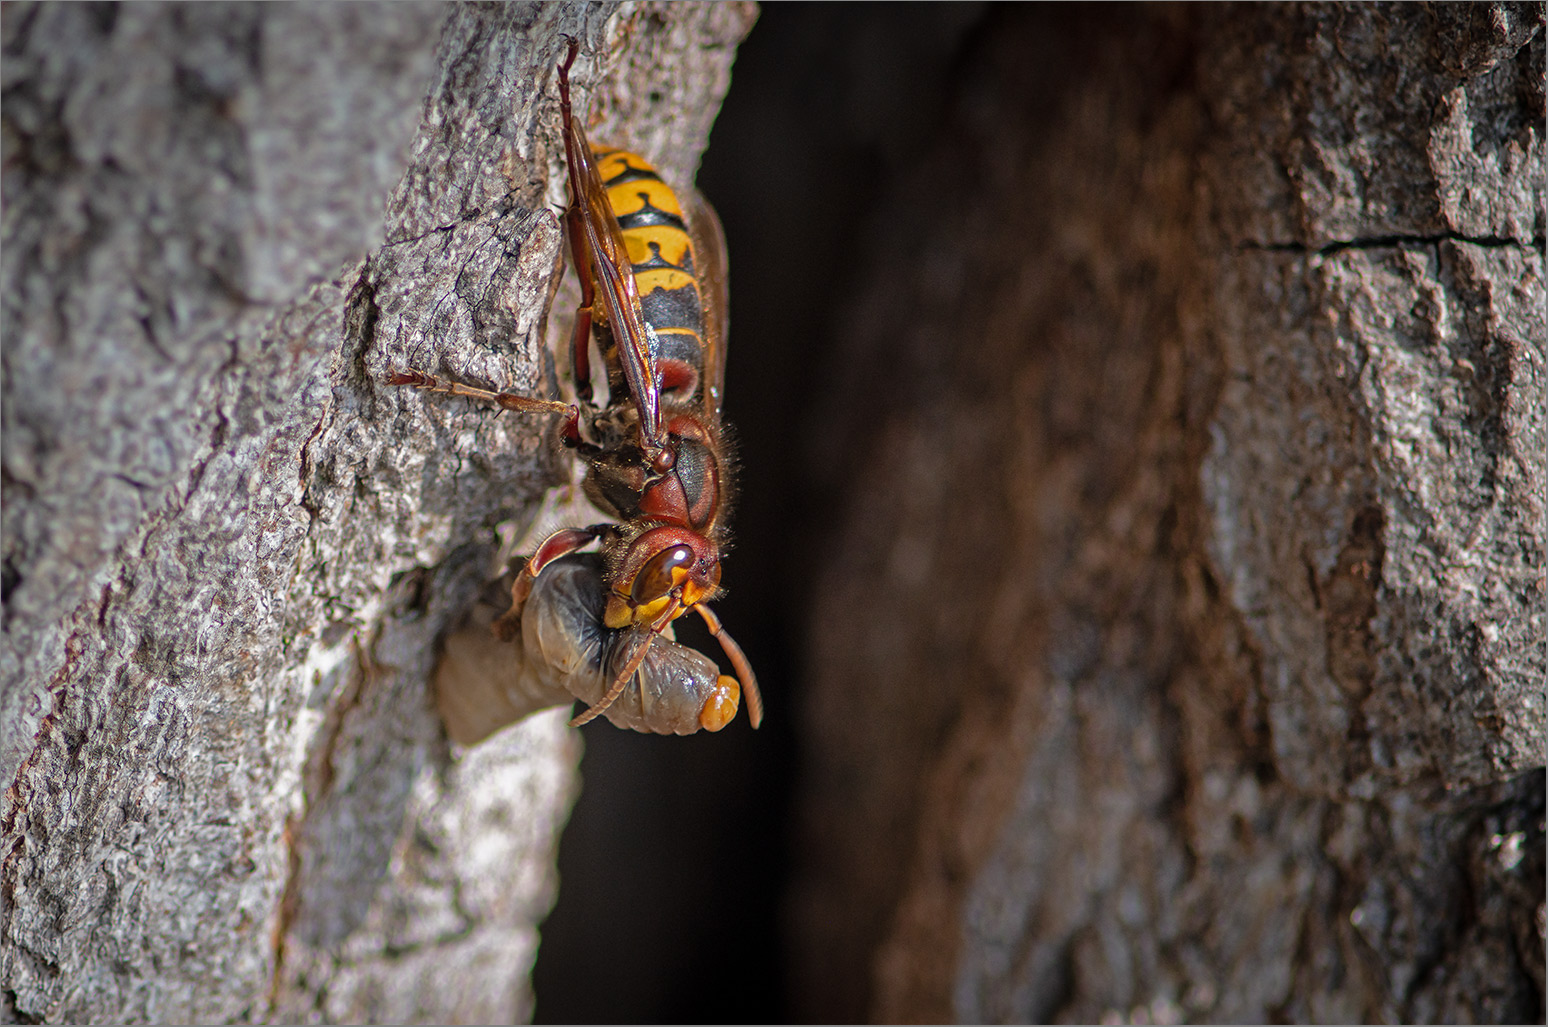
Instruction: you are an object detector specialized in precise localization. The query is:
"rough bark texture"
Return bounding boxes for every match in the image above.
[792,4,1545,1023]
[0,2,753,1022]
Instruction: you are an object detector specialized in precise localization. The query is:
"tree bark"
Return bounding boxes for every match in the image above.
[791,4,1545,1022]
[0,2,753,1022]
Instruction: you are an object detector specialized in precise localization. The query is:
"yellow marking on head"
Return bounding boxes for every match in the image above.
[679,580,714,608]
[636,599,671,623]
[606,591,692,629]
[604,593,633,629]
[623,224,692,268]
[607,178,684,219]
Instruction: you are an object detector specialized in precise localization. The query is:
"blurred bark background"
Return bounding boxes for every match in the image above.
[2,2,1543,1025]
[767,4,1545,1023]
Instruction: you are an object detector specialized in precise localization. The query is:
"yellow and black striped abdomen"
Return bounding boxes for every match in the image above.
[595,148,706,404]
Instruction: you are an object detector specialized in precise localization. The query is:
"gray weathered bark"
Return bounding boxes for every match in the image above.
[791,4,1544,1022]
[1,2,754,1022]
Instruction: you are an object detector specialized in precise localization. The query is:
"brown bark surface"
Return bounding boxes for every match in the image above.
[5,3,1543,1023]
[791,5,1544,1022]
[0,3,753,1022]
